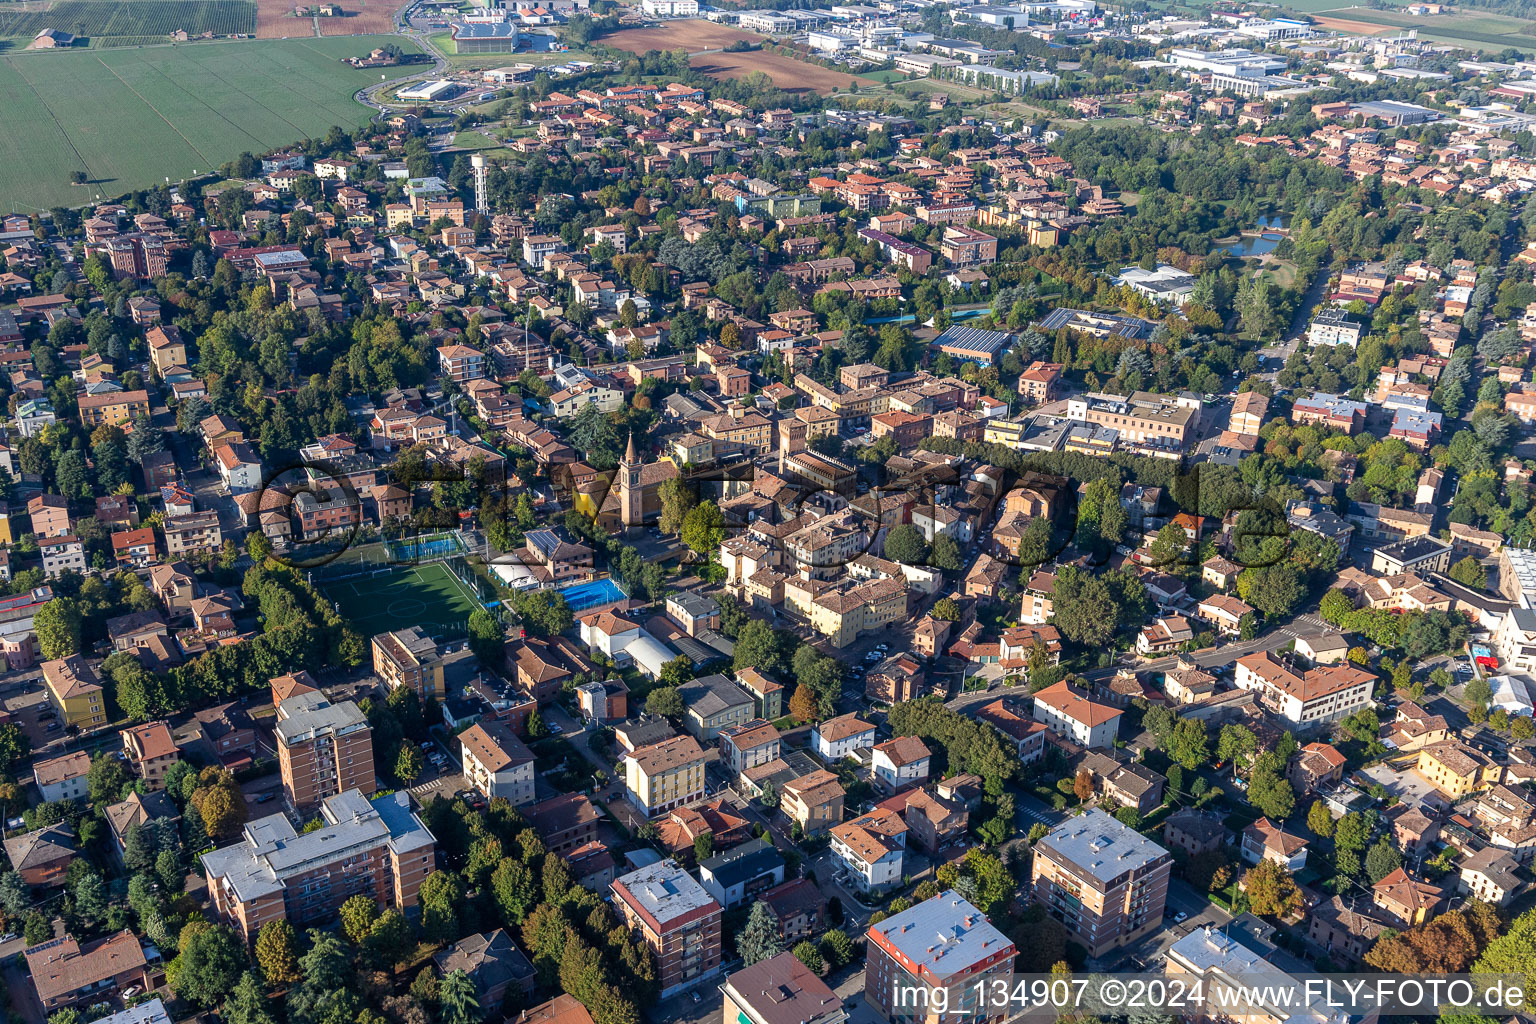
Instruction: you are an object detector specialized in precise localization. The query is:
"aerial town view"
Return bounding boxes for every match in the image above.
[18,0,1536,1022]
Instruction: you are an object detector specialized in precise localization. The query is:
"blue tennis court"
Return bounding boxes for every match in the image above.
[558,578,626,611]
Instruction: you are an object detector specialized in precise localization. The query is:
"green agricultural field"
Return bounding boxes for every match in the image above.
[0,35,423,212]
[1301,5,1536,49]
[0,1,257,44]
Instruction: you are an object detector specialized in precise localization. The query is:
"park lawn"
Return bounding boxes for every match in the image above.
[449,130,509,150]
[0,35,423,212]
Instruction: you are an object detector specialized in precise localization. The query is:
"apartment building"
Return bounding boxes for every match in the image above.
[275,691,376,817]
[42,655,105,730]
[120,721,179,790]
[864,893,1016,1024]
[723,954,844,1024]
[372,626,445,702]
[1229,390,1269,435]
[202,790,436,944]
[32,751,90,803]
[1031,681,1122,749]
[939,225,999,267]
[780,770,845,836]
[830,806,907,893]
[1031,809,1172,958]
[77,389,150,428]
[459,720,536,806]
[27,494,70,538]
[522,792,602,857]
[1233,651,1374,727]
[677,673,757,742]
[610,860,723,998]
[625,734,707,817]
[784,575,907,648]
[1064,391,1200,448]
[1291,392,1366,434]
[437,344,487,382]
[163,510,223,557]
[1413,740,1501,799]
[39,537,85,578]
[720,720,781,777]
[698,838,785,910]
[812,714,876,761]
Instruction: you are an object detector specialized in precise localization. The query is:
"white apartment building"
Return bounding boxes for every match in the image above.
[1234,651,1375,727]
[1030,681,1122,748]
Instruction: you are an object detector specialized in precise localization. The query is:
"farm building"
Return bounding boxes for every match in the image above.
[451,20,520,53]
[29,28,76,48]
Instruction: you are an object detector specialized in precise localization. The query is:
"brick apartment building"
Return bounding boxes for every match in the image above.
[1031,808,1172,958]
[610,860,723,998]
[865,892,1016,1024]
[202,789,435,944]
[275,691,376,817]
[372,626,445,702]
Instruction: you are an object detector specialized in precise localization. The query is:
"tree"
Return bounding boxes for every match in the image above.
[439,970,481,1024]
[34,597,82,659]
[657,477,696,536]
[644,687,684,718]
[1334,810,1375,854]
[71,869,107,926]
[734,619,787,677]
[157,847,185,894]
[681,500,726,555]
[396,742,424,785]
[170,923,246,1007]
[467,609,504,666]
[1319,588,1355,625]
[1242,859,1301,918]
[1449,556,1488,590]
[1216,725,1258,770]
[1365,838,1403,884]
[190,767,248,840]
[1307,800,1335,838]
[884,524,929,565]
[759,780,778,809]
[340,894,379,946]
[0,871,28,919]
[788,684,816,722]
[737,901,783,965]
[255,920,302,984]
[693,832,714,862]
[1247,751,1295,821]
[930,535,963,572]
[1168,718,1210,771]
[87,754,131,805]
[931,597,961,621]
[791,940,824,974]
[0,723,29,776]
[367,908,413,966]
[491,857,539,926]
[1369,902,1503,972]
[1073,769,1094,802]
[225,973,277,1024]
[821,928,854,968]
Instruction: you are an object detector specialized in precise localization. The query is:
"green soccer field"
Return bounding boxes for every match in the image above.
[0,35,424,213]
[318,562,483,640]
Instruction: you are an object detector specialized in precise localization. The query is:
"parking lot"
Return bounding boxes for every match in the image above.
[1,671,59,751]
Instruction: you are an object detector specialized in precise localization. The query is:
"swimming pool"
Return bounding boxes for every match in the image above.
[558,578,627,612]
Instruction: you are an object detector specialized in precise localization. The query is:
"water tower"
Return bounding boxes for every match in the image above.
[471,152,488,214]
